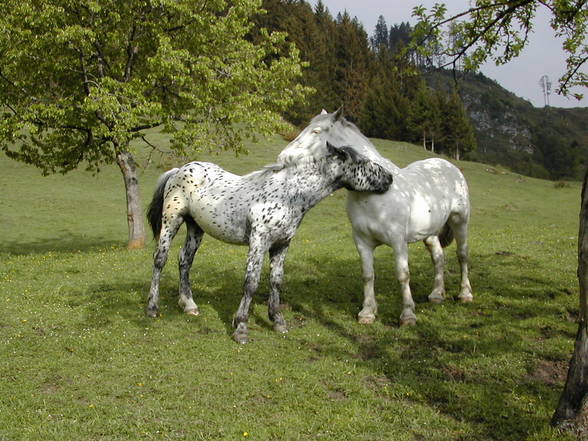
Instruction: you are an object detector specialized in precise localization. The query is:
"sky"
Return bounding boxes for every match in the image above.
[307,0,587,109]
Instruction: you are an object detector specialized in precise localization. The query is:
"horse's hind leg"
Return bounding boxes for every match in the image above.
[147,212,184,317]
[424,236,446,303]
[393,241,417,326]
[268,242,290,333]
[450,214,473,302]
[178,217,204,315]
[354,233,378,324]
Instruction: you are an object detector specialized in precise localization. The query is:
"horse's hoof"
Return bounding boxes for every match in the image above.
[146,308,159,318]
[428,295,445,304]
[400,318,417,327]
[233,331,249,344]
[458,294,474,303]
[185,308,200,316]
[273,323,288,334]
[358,315,376,325]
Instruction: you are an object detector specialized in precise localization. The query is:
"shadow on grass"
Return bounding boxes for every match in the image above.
[0,235,123,255]
[281,251,572,441]
[82,246,572,441]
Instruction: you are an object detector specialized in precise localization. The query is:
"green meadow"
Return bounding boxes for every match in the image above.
[0,131,582,440]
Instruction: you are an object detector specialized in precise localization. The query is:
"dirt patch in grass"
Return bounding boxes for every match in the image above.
[442,365,468,382]
[528,359,568,385]
[364,375,393,391]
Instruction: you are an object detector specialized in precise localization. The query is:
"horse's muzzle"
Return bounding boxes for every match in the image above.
[374,171,393,194]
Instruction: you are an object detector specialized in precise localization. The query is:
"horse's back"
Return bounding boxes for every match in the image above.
[403,158,469,209]
[401,158,469,234]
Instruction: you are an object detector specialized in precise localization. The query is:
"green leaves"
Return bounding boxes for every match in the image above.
[412,0,586,98]
[0,0,308,173]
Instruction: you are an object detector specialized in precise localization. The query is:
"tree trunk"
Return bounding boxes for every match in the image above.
[116,150,146,250]
[422,131,427,150]
[552,167,588,430]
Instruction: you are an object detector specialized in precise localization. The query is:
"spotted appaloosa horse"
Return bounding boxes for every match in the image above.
[306,110,473,326]
[146,112,393,343]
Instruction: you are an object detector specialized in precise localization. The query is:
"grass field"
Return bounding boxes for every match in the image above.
[0,131,582,440]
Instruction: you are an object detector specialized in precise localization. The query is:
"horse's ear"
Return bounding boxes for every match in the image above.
[320,109,328,115]
[326,141,336,155]
[328,142,360,162]
[333,106,344,121]
[327,142,351,161]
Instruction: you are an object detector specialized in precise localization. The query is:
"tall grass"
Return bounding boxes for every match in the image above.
[0,131,581,440]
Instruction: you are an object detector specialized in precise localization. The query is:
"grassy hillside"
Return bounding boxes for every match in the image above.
[0,131,583,440]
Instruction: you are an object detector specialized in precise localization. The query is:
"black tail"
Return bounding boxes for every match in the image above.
[147,169,178,240]
[438,222,454,248]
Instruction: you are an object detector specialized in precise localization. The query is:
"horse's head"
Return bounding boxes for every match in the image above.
[276,108,393,193]
[326,142,393,193]
[276,109,340,165]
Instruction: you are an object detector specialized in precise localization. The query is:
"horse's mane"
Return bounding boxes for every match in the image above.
[336,119,399,173]
[259,112,400,176]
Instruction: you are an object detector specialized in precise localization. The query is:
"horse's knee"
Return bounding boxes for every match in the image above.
[363,273,375,284]
[456,246,469,263]
[397,269,410,285]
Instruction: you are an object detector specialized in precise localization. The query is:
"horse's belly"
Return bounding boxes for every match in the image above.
[190,201,249,245]
[407,195,447,242]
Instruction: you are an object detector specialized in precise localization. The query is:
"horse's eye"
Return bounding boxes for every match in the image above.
[312,127,322,134]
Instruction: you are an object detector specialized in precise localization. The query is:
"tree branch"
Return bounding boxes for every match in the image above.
[422,0,536,70]
[130,122,164,132]
[559,54,588,94]
[124,23,139,82]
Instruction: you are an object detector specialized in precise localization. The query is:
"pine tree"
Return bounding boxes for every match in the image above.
[439,89,477,159]
[406,81,438,150]
[333,12,371,122]
[371,16,389,53]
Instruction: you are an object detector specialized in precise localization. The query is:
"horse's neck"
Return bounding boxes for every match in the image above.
[340,126,399,171]
[280,161,338,211]
[363,148,400,174]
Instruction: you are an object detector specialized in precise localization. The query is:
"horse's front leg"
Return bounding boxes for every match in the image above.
[268,242,290,333]
[354,233,378,324]
[393,241,417,326]
[232,234,269,344]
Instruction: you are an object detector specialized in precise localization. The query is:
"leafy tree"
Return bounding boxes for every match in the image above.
[0,0,307,248]
[412,1,587,99]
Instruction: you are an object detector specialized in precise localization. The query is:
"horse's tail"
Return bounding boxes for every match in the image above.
[147,168,178,240]
[438,222,454,248]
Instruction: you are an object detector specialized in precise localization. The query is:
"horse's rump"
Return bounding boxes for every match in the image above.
[147,169,178,239]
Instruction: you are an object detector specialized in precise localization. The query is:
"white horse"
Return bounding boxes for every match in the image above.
[313,109,473,325]
[146,116,393,343]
